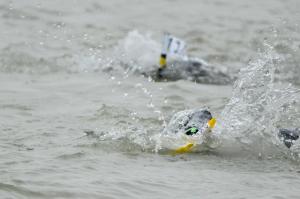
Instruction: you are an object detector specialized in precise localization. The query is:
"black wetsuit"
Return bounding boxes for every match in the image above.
[278,128,300,148]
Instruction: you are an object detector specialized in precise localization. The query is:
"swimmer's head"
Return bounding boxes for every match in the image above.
[184,110,212,136]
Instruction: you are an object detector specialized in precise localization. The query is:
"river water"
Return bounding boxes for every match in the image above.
[1,0,300,198]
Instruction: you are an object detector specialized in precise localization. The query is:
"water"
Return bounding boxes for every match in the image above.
[1,0,300,198]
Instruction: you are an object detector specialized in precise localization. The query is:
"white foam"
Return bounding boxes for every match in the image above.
[114,30,161,73]
[215,42,300,157]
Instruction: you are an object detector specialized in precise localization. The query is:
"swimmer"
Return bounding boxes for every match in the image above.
[153,33,231,85]
[164,108,214,136]
[164,108,216,154]
[154,58,230,85]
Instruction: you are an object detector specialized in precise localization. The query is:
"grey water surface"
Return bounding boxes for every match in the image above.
[1,0,300,198]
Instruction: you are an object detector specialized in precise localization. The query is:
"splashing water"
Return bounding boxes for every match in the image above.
[215,42,300,158]
[113,30,161,74]
[87,41,300,160]
[113,30,231,84]
[151,42,300,157]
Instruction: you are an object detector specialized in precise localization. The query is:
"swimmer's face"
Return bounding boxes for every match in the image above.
[184,110,212,135]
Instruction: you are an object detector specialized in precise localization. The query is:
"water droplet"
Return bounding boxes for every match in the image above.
[147,103,154,108]
[135,83,142,88]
